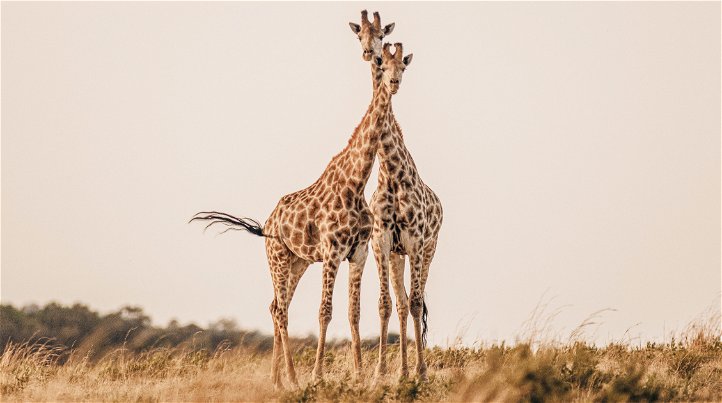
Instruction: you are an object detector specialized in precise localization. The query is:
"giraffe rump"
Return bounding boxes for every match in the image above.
[190,211,267,237]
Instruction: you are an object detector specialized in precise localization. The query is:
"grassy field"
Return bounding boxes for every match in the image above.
[2,326,721,402]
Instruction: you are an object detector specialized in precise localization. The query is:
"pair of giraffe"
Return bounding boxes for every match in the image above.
[192,10,442,388]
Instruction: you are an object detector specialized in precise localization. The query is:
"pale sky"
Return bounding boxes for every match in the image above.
[2,2,720,346]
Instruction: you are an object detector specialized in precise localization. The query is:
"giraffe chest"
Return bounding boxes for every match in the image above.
[372,182,428,254]
[373,167,425,214]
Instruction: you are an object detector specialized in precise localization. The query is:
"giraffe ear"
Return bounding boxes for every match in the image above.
[403,53,413,66]
[383,23,395,36]
[349,22,361,34]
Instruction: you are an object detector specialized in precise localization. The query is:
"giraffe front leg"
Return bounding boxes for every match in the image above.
[389,253,409,379]
[312,257,341,383]
[348,244,368,381]
[371,231,392,382]
[409,253,428,381]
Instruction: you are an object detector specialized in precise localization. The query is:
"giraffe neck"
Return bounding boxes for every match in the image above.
[325,81,391,191]
[370,64,393,112]
[371,63,381,92]
[356,81,391,181]
[371,63,402,131]
[369,72,418,185]
[371,78,392,113]
[371,66,403,165]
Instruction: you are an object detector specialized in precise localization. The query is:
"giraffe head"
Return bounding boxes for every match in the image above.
[375,43,413,95]
[349,10,395,61]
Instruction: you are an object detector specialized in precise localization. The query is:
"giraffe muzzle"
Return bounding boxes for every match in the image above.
[389,80,400,92]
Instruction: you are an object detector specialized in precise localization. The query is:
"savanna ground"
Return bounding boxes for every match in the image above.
[1,303,721,402]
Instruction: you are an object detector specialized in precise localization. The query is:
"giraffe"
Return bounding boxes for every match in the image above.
[350,24,443,380]
[190,38,399,388]
[349,13,439,378]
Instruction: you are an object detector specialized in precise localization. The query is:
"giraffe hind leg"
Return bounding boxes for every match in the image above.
[419,239,438,351]
[408,251,428,381]
[389,252,409,379]
[270,258,308,388]
[270,300,283,389]
[266,240,299,387]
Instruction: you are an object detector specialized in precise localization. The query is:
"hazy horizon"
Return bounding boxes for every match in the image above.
[2,2,720,346]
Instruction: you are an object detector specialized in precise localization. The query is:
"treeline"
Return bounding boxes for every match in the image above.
[0,303,283,360]
[0,303,397,362]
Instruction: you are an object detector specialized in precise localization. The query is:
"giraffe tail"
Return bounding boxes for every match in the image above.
[422,298,428,348]
[189,211,267,237]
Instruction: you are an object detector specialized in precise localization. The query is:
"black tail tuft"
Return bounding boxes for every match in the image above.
[422,297,428,348]
[190,211,267,237]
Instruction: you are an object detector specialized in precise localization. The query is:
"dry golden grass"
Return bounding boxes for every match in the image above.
[2,303,720,402]
[2,324,721,402]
